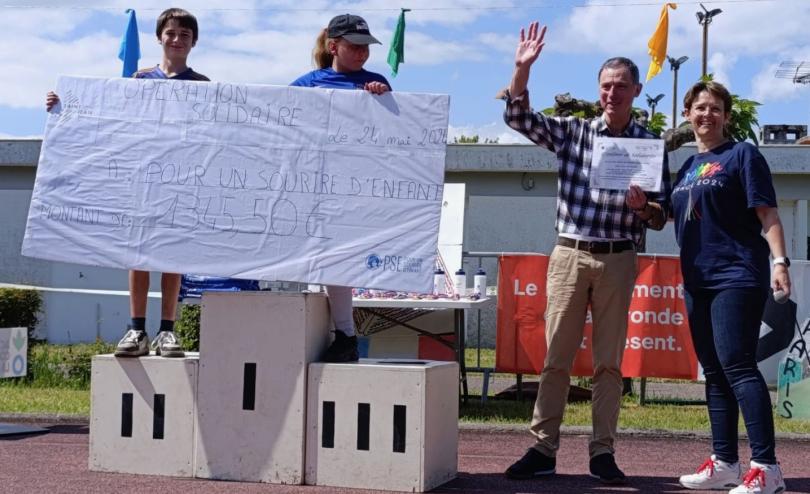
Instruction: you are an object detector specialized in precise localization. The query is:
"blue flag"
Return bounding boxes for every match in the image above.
[118,9,140,78]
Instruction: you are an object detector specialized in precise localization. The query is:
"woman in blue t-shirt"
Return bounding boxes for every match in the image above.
[290,14,390,363]
[672,81,790,494]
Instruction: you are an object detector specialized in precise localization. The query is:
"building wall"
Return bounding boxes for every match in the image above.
[2,140,809,344]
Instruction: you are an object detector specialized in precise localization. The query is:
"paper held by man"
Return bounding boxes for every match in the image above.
[590,136,665,192]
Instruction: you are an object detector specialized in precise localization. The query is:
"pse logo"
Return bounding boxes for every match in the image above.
[365,254,423,273]
[365,254,382,270]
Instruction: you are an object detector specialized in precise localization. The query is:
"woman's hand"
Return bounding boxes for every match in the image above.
[364,81,390,95]
[46,91,60,112]
[755,205,791,299]
[772,264,791,299]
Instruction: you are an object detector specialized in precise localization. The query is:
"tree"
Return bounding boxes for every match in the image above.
[544,74,760,152]
[728,91,761,145]
[453,134,499,144]
[647,112,668,137]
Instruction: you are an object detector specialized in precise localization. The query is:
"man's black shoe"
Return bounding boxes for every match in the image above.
[589,453,627,484]
[323,331,359,363]
[505,448,556,479]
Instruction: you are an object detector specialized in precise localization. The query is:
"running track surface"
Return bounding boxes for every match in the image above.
[2,424,809,493]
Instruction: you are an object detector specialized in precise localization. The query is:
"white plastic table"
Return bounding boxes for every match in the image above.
[352,297,494,400]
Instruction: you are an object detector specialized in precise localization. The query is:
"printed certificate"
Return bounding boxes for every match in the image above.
[590,137,665,192]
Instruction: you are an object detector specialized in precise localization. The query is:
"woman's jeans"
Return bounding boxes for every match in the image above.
[685,287,776,464]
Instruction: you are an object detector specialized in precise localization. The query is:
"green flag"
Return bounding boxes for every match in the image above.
[387,8,409,77]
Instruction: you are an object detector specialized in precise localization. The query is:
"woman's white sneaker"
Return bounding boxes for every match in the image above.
[728,461,785,494]
[679,455,742,490]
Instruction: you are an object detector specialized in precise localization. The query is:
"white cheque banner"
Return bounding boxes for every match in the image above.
[22,76,450,292]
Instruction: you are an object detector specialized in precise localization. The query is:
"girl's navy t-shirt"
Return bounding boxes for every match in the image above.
[671,141,776,290]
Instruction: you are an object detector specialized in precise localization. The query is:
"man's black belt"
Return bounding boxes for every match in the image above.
[557,237,635,254]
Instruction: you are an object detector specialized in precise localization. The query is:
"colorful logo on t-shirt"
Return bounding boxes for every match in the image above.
[682,161,722,184]
[674,160,725,222]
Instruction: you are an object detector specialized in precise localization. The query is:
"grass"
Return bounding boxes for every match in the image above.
[465,347,496,369]
[1,345,809,435]
[460,397,810,434]
[0,386,90,416]
[460,348,810,434]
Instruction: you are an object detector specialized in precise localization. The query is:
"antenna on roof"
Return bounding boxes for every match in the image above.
[776,61,810,84]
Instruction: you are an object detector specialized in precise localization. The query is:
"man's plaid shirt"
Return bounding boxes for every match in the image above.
[504,92,672,246]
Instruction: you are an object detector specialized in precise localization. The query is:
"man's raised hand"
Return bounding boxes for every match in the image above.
[515,21,547,68]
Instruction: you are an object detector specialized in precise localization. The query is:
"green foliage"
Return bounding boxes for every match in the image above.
[1,340,114,389]
[175,304,201,351]
[542,106,597,119]
[729,94,761,145]
[0,288,42,341]
[647,112,668,136]
[455,134,479,143]
[453,134,499,144]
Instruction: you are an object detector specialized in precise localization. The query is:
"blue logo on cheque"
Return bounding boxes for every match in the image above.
[366,254,382,270]
[365,253,423,273]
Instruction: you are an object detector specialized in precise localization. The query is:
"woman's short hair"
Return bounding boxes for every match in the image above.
[683,80,733,113]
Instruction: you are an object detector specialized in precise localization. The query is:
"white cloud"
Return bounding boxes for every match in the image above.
[549,1,810,71]
[707,52,737,91]
[0,0,502,111]
[751,70,804,105]
[399,30,485,66]
[477,32,514,56]
[0,32,123,109]
[0,132,41,139]
[449,121,531,144]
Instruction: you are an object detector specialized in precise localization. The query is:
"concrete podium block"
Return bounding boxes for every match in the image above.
[89,354,199,477]
[306,359,459,492]
[194,292,331,484]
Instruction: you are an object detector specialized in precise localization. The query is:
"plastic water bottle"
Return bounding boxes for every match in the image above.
[433,268,446,295]
[473,268,487,297]
[454,268,466,297]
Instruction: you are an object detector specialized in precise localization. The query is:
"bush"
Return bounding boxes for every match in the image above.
[175,304,201,351]
[1,340,115,389]
[0,288,42,341]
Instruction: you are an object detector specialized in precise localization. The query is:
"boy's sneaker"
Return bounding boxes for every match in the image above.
[323,331,358,363]
[151,331,185,358]
[589,453,627,484]
[114,329,149,357]
[505,448,556,479]
[679,455,742,490]
[729,461,786,494]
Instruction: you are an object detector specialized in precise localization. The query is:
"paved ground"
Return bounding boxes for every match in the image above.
[2,422,809,494]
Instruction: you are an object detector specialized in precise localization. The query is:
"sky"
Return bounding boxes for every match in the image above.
[2,0,810,144]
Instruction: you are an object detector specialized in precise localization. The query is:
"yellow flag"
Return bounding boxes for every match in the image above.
[646,3,677,82]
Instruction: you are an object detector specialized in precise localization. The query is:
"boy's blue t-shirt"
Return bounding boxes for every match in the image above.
[671,141,776,290]
[290,67,389,90]
[133,65,209,81]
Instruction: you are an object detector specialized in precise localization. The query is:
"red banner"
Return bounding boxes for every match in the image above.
[496,254,698,379]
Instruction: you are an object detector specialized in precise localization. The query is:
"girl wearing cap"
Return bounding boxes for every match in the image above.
[291,14,391,94]
[290,14,391,362]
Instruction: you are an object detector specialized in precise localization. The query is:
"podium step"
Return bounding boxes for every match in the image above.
[306,359,459,492]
